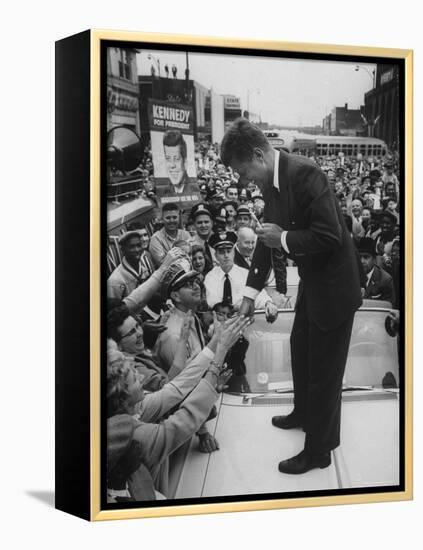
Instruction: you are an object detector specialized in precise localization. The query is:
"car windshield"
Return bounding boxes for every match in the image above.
[224,307,399,394]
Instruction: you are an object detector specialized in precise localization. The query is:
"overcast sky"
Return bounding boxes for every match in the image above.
[137,50,376,127]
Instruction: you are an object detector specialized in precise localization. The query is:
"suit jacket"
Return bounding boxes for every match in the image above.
[234,247,251,270]
[160,176,201,198]
[246,150,362,330]
[364,265,395,305]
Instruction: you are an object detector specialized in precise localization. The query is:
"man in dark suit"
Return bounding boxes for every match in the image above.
[234,227,256,269]
[161,130,201,198]
[220,118,362,474]
[358,237,395,306]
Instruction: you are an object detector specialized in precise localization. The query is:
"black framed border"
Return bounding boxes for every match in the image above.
[55,29,413,521]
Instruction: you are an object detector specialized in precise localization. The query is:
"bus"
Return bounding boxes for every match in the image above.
[315,135,388,158]
[264,130,388,159]
[263,130,317,155]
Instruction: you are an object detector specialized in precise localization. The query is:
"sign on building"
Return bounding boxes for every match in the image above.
[148,99,200,209]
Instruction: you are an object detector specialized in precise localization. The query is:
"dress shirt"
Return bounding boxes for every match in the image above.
[204,264,271,310]
[271,150,290,254]
[366,268,375,286]
[243,149,288,301]
[234,245,251,267]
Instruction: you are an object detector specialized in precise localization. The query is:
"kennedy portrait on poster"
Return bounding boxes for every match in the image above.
[148,99,201,208]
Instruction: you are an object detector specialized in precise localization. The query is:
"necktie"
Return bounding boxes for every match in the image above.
[271,248,287,295]
[193,315,205,348]
[265,186,287,295]
[223,273,233,304]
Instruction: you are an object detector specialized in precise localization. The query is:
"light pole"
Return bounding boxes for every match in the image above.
[355,65,375,89]
[147,53,161,77]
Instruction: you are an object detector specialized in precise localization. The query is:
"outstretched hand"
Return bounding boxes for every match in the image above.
[215,368,233,393]
[238,297,255,320]
[161,247,186,269]
[219,315,252,351]
[265,301,279,323]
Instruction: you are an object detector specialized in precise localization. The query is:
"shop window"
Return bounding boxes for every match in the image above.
[118,50,132,80]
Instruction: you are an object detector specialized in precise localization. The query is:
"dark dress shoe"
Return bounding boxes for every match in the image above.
[278,450,331,474]
[271,413,304,430]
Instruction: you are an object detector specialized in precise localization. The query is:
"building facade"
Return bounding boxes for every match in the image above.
[322,114,332,135]
[364,64,399,149]
[204,93,242,134]
[107,48,140,134]
[329,103,365,136]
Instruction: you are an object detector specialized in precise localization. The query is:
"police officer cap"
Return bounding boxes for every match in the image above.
[209,231,237,250]
[215,207,228,223]
[191,203,212,219]
[161,259,199,298]
[236,204,252,217]
[239,189,252,201]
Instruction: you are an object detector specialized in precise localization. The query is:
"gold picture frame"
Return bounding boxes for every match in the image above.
[55,29,413,521]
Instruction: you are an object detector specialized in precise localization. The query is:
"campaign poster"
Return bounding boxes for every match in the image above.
[148,99,200,209]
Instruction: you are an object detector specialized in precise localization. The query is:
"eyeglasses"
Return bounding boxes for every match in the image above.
[216,311,236,321]
[120,323,143,341]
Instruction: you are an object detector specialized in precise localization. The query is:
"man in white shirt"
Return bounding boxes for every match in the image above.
[204,231,278,321]
[149,203,190,267]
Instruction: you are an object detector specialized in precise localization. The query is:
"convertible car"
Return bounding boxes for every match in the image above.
[170,301,400,499]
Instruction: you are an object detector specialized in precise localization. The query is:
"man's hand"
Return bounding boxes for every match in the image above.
[215,368,233,393]
[265,301,279,323]
[256,223,283,248]
[161,247,185,269]
[238,297,255,319]
[220,316,252,350]
[198,432,219,453]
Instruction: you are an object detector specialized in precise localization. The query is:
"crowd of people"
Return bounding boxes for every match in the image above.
[106,133,401,502]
